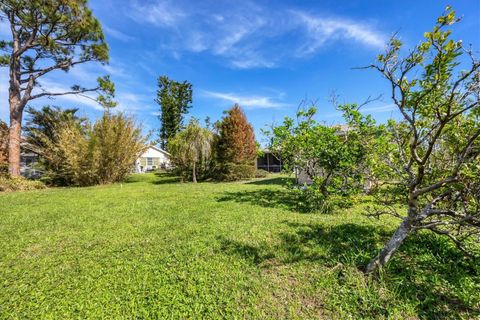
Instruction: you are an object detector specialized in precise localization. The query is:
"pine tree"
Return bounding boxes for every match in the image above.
[155,76,193,150]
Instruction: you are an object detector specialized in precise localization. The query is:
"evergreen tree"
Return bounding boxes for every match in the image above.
[24,106,85,152]
[216,104,257,180]
[155,76,193,150]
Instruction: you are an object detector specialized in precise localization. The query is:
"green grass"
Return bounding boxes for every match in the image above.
[1,173,479,319]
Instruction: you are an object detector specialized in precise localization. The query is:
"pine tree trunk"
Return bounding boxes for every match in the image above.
[365,218,412,273]
[8,100,23,177]
[192,162,197,183]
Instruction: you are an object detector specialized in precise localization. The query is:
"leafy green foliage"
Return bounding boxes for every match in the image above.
[254,169,269,178]
[155,76,193,150]
[266,104,381,212]
[216,104,257,181]
[37,112,147,186]
[365,7,480,272]
[23,106,85,185]
[169,119,214,182]
[1,0,108,63]
[24,106,85,147]
[0,175,45,192]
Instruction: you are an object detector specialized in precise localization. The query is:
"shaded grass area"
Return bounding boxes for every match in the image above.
[0,174,479,319]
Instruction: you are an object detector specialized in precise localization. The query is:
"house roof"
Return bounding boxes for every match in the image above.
[147,145,171,156]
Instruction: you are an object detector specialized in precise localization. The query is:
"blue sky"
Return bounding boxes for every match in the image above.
[1,0,479,144]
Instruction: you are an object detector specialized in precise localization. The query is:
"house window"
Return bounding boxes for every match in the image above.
[147,158,153,166]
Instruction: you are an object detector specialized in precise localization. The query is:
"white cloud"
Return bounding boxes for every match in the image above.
[131,0,186,27]
[103,26,134,42]
[129,1,386,69]
[33,79,103,110]
[115,92,154,113]
[202,90,289,109]
[0,57,154,121]
[229,51,276,69]
[292,11,386,55]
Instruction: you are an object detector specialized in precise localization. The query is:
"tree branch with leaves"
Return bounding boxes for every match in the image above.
[365,7,480,273]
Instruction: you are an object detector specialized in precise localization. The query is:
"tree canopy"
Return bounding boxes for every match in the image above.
[169,119,214,183]
[155,75,193,150]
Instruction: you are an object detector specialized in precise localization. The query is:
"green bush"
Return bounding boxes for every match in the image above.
[219,163,256,181]
[291,184,356,214]
[254,169,269,178]
[39,112,147,186]
[0,175,45,192]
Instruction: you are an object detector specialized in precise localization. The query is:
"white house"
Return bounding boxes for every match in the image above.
[135,146,171,173]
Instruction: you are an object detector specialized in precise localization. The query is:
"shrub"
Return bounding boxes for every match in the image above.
[254,169,269,178]
[218,163,257,181]
[39,112,147,186]
[0,175,45,192]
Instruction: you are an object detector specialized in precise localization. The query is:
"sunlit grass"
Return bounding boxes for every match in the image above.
[0,173,478,318]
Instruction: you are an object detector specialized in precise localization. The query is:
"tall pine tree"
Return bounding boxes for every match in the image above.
[155,76,192,150]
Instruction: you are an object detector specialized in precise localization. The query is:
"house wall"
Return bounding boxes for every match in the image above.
[141,148,170,162]
[136,147,171,172]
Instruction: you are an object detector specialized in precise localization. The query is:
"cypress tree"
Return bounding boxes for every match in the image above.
[216,104,257,180]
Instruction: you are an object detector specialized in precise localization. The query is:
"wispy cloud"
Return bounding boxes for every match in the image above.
[128,0,386,69]
[202,90,289,109]
[361,104,397,113]
[292,11,386,55]
[32,78,156,115]
[103,26,134,42]
[131,0,186,27]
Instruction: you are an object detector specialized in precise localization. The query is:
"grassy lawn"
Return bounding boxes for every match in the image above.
[1,173,479,319]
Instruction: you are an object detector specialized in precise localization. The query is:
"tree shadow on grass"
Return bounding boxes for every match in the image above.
[150,172,181,185]
[218,223,384,268]
[217,222,479,318]
[217,188,310,213]
[245,176,295,186]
